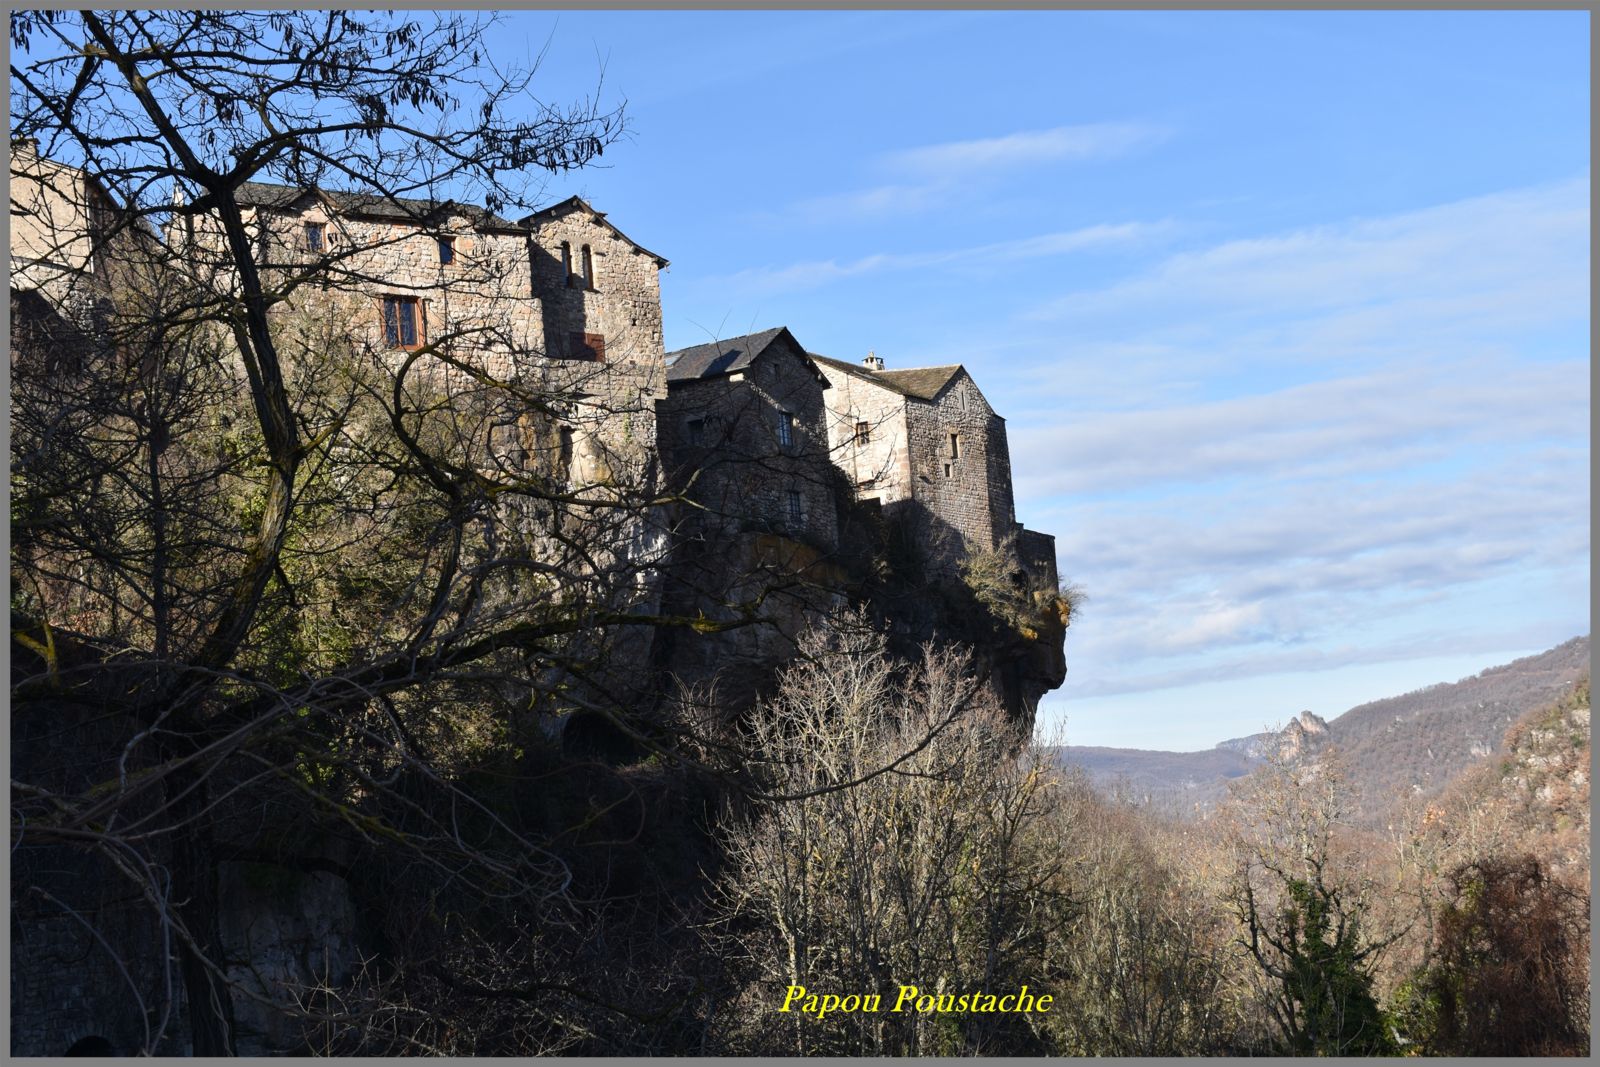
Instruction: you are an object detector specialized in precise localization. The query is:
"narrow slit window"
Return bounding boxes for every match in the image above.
[787,490,804,528]
[304,222,325,252]
[558,426,575,476]
[437,236,455,265]
[561,241,573,284]
[949,432,960,459]
[943,462,952,478]
[581,244,595,289]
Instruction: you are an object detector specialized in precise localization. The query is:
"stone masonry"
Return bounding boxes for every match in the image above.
[172,185,669,493]
[811,352,1048,580]
[659,327,840,550]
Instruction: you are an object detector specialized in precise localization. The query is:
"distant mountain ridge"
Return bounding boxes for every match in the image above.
[1214,709,1331,761]
[1057,636,1591,819]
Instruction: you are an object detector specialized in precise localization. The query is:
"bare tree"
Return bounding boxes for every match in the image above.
[1220,748,1399,1055]
[713,614,1072,1055]
[5,10,748,1055]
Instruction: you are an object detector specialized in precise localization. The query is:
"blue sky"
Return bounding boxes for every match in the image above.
[494,10,1589,749]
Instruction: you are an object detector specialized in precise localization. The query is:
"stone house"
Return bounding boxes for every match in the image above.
[10,143,166,374]
[169,184,670,491]
[651,327,847,712]
[810,351,1056,587]
[10,154,1066,1054]
[9,142,156,307]
[659,327,839,550]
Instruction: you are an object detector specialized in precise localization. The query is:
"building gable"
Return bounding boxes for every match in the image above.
[520,195,668,268]
[666,326,824,388]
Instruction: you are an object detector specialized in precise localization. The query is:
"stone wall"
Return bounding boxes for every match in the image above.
[815,361,913,505]
[9,146,162,332]
[1018,527,1059,592]
[525,203,667,376]
[11,853,193,1056]
[181,198,542,380]
[658,338,839,551]
[175,190,668,462]
[902,373,1011,561]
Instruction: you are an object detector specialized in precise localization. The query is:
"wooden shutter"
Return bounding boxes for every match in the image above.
[569,332,606,362]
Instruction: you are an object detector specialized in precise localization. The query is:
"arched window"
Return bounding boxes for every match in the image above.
[581,244,594,289]
[560,241,573,284]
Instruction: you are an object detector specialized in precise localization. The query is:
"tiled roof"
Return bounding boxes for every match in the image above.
[808,352,966,401]
[665,327,792,383]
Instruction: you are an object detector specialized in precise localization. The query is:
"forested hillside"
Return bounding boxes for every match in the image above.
[1057,636,1590,821]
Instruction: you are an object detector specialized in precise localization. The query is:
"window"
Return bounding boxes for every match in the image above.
[437,236,455,265]
[778,411,795,449]
[949,432,960,459]
[581,244,595,289]
[943,462,952,478]
[561,241,573,284]
[854,420,871,444]
[304,222,325,252]
[382,295,424,349]
[567,332,606,362]
[787,490,804,528]
[686,418,705,445]
[558,426,575,476]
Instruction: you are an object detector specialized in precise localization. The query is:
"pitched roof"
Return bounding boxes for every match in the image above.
[665,327,792,383]
[808,352,967,401]
[519,195,668,268]
[234,180,522,232]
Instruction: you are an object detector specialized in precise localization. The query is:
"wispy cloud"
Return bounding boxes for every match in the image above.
[883,121,1168,177]
[963,175,1589,420]
[696,221,1163,296]
[1029,177,1589,330]
[992,178,1590,714]
[1047,443,1589,680]
[766,121,1169,225]
[1012,358,1589,498]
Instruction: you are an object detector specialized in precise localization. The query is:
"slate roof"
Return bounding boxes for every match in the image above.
[235,181,522,232]
[808,352,967,401]
[665,327,795,383]
[230,185,669,265]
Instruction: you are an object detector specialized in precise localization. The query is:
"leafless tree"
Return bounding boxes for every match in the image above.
[5,10,752,1055]
[712,614,1072,1055]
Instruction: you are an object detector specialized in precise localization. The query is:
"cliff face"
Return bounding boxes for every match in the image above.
[648,497,1070,738]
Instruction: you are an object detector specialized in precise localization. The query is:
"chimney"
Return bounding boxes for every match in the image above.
[862,350,884,372]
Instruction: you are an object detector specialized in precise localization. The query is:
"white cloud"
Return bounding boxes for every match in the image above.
[759,121,1169,225]
[1011,357,1590,497]
[883,121,1168,177]
[1029,177,1589,329]
[696,221,1163,296]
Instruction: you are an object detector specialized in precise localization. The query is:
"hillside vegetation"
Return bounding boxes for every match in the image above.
[1057,636,1591,823]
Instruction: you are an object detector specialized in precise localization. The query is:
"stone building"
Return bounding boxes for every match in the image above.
[10,154,1067,1052]
[9,141,155,307]
[169,183,670,493]
[659,327,839,549]
[651,328,846,711]
[10,142,165,369]
[810,351,1056,587]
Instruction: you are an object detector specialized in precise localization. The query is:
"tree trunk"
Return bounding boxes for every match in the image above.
[166,764,236,1055]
